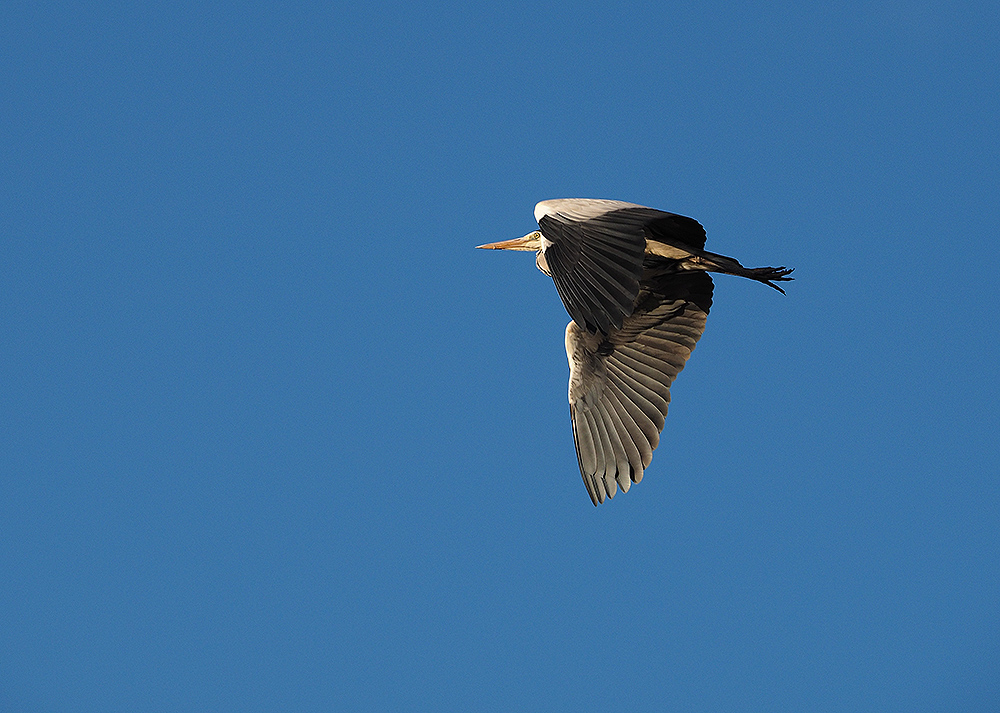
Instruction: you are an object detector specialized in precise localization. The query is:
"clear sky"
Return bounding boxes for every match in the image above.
[2,1,998,711]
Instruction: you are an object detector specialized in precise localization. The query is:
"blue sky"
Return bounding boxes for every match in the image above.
[2,1,998,710]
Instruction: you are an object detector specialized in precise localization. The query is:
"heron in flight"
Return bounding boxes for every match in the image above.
[478,199,792,506]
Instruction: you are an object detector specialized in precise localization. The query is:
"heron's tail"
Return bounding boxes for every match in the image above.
[684,252,794,294]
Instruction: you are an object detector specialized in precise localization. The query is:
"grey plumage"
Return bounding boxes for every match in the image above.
[478,199,792,505]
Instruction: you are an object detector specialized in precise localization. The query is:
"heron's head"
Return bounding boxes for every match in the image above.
[476,231,543,252]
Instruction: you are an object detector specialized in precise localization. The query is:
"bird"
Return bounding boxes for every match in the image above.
[477,198,792,506]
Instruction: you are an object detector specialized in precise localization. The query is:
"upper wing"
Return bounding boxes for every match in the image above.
[538,202,707,335]
[565,270,713,505]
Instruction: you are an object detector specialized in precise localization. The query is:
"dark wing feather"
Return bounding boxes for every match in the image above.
[539,210,648,334]
[540,207,708,334]
[566,269,713,505]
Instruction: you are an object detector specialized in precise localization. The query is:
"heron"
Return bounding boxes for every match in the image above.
[478,198,792,506]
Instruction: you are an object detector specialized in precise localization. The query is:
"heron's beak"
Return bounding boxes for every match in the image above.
[476,232,541,251]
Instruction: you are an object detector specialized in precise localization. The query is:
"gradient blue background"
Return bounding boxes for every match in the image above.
[3,1,998,710]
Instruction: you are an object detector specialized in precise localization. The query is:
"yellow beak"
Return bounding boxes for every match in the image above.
[476,232,541,251]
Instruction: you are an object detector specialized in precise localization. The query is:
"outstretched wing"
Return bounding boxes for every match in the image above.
[565,270,713,505]
[537,199,707,335]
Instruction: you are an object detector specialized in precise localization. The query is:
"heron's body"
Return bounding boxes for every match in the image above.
[478,199,791,505]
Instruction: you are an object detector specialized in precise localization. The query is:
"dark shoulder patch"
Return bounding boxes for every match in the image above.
[642,212,707,251]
